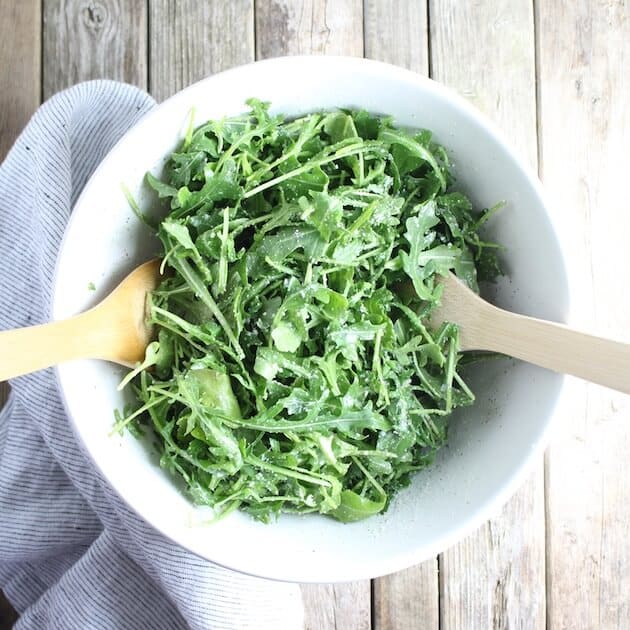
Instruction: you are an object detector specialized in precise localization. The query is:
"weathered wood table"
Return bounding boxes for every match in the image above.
[1,2,629,628]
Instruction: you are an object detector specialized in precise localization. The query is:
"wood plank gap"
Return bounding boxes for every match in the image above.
[370,577,375,630]
[39,0,45,104]
[532,0,543,186]
[426,0,433,78]
[252,0,257,58]
[146,0,151,95]
[544,452,552,630]
[437,553,443,630]
[532,4,550,626]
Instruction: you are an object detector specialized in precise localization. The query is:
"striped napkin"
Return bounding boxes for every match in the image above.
[0,81,303,630]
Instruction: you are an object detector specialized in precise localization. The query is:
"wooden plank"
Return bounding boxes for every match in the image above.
[373,564,438,630]
[0,2,41,624]
[255,0,363,59]
[429,0,537,165]
[42,0,147,98]
[364,4,439,629]
[538,1,630,628]
[364,0,428,72]
[0,0,41,161]
[149,0,254,102]
[302,583,370,630]
[254,3,367,628]
[439,470,545,629]
[429,1,545,628]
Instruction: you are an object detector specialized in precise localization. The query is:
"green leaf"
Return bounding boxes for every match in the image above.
[299,192,343,241]
[271,321,302,353]
[187,163,242,209]
[379,128,447,190]
[279,162,328,200]
[352,110,382,140]
[188,368,242,421]
[146,172,178,199]
[453,247,479,291]
[329,490,386,523]
[323,112,359,143]
[161,221,196,251]
[248,225,327,275]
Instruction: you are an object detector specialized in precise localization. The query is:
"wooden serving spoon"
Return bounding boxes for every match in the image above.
[0,259,161,382]
[1,263,629,395]
[434,273,630,394]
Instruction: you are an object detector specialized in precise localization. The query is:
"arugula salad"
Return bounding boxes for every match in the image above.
[117,100,501,523]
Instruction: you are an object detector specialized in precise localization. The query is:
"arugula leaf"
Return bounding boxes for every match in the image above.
[119,101,501,523]
[146,172,178,200]
[330,490,386,523]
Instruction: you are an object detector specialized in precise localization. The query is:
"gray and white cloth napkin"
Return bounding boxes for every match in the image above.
[0,81,304,630]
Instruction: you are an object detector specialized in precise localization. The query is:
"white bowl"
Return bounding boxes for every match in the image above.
[52,56,569,583]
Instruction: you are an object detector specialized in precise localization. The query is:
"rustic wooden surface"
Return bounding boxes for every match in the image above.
[1,1,630,628]
[538,2,630,629]
[256,0,363,58]
[149,0,254,102]
[42,0,147,97]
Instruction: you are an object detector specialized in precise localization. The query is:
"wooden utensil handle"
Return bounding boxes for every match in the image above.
[480,308,630,394]
[0,312,100,381]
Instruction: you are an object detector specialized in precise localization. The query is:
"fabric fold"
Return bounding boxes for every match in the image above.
[0,80,304,630]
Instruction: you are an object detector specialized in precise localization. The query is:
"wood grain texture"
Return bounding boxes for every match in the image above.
[430,1,545,628]
[429,0,537,166]
[0,260,162,381]
[538,1,630,628]
[149,0,254,101]
[255,0,363,59]
[373,564,438,630]
[302,583,370,630]
[364,4,438,629]
[254,2,368,627]
[0,0,41,161]
[440,470,545,630]
[42,0,147,98]
[437,272,630,394]
[363,0,428,73]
